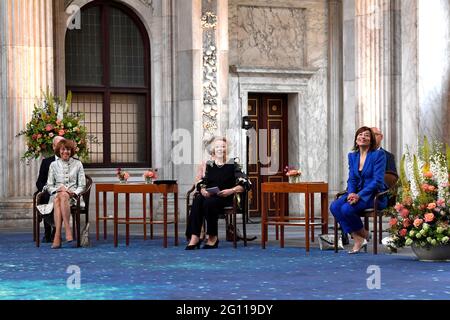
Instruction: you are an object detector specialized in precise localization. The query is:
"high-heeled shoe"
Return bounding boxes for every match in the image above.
[185,241,201,250]
[51,243,61,249]
[202,239,219,249]
[348,239,368,254]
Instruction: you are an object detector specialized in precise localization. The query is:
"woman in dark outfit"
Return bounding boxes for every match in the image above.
[185,137,250,250]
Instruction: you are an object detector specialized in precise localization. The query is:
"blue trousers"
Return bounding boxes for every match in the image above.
[330,193,373,234]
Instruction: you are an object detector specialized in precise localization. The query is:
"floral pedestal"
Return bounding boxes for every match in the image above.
[411,244,450,261]
[288,176,300,184]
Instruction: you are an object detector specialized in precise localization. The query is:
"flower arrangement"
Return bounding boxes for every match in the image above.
[284,166,301,183]
[143,168,158,183]
[116,168,130,182]
[386,137,450,249]
[16,89,94,162]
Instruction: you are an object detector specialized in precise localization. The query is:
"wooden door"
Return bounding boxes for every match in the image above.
[247,93,288,217]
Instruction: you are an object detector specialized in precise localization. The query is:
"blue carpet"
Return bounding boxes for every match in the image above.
[1,232,449,300]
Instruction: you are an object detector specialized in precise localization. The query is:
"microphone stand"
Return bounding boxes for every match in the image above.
[245,131,257,224]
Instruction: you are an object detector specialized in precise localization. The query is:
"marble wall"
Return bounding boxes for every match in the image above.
[228,0,328,215]
[236,5,306,68]
[417,0,450,146]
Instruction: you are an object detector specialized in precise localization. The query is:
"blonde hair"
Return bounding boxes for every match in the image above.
[206,136,228,156]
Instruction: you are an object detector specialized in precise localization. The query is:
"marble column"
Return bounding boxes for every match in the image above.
[174,0,203,205]
[399,0,419,153]
[417,0,450,146]
[342,0,357,184]
[0,0,54,227]
[327,0,343,193]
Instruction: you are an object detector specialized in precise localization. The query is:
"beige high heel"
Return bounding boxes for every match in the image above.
[348,239,368,254]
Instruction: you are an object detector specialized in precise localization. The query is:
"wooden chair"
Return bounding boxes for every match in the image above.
[334,171,398,254]
[34,175,93,248]
[71,175,93,247]
[185,185,249,248]
[33,190,49,246]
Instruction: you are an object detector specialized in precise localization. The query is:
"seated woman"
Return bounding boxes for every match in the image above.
[185,136,251,250]
[330,126,387,254]
[38,139,86,249]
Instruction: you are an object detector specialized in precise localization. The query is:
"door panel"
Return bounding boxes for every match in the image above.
[247,93,288,217]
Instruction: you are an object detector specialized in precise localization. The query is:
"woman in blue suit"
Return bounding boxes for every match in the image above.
[330,126,387,253]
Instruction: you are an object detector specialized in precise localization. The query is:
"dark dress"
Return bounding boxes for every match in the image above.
[186,160,250,238]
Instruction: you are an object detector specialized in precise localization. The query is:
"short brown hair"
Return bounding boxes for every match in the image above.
[352,126,377,151]
[55,139,76,157]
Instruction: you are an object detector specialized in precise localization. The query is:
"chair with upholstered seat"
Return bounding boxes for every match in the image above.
[334,170,398,254]
[185,185,249,248]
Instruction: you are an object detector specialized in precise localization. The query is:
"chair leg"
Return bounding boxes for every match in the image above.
[76,211,81,248]
[373,215,378,255]
[334,219,338,253]
[242,208,247,247]
[379,214,383,244]
[33,208,36,242]
[72,214,76,244]
[233,211,237,248]
[36,215,40,247]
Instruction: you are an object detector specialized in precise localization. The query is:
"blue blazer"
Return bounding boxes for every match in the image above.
[347,150,387,207]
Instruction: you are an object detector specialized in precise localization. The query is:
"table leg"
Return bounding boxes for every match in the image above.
[310,193,315,242]
[114,192,118,247]
[96,190,99,241]
[261,192,266,249]
[274,193,279,241]
[103,192,107,240]
[150,193,154,239]
[280,193,285,248]
[143,193,147,240]
[163,193,168,248]
[305,192,310,253]
[126,193,130,246]
[321,192,329,234]
[174,192,178,246]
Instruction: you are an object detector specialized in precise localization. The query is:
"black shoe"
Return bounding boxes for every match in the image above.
[185,241,201,250]
[202,239,219,249]
[341,232,350,245]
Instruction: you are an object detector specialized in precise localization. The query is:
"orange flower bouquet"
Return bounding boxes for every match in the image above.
[385,137,450,251]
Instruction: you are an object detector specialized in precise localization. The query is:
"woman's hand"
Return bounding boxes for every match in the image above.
[57,185,67,193]
[200,188,211,198]
[347,193,360,205]
[217,189,235,197]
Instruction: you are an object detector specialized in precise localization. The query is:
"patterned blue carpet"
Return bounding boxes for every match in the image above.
[1,231,450,300]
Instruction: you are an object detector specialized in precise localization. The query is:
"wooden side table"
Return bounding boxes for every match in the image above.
[95,183,115,241]
[261,182,328,252]
[113,183,178,248]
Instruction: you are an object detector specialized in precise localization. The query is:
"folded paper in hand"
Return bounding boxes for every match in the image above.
[206,186,220,194]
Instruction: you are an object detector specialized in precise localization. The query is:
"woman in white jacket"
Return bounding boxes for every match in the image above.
[41,139,86,249]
